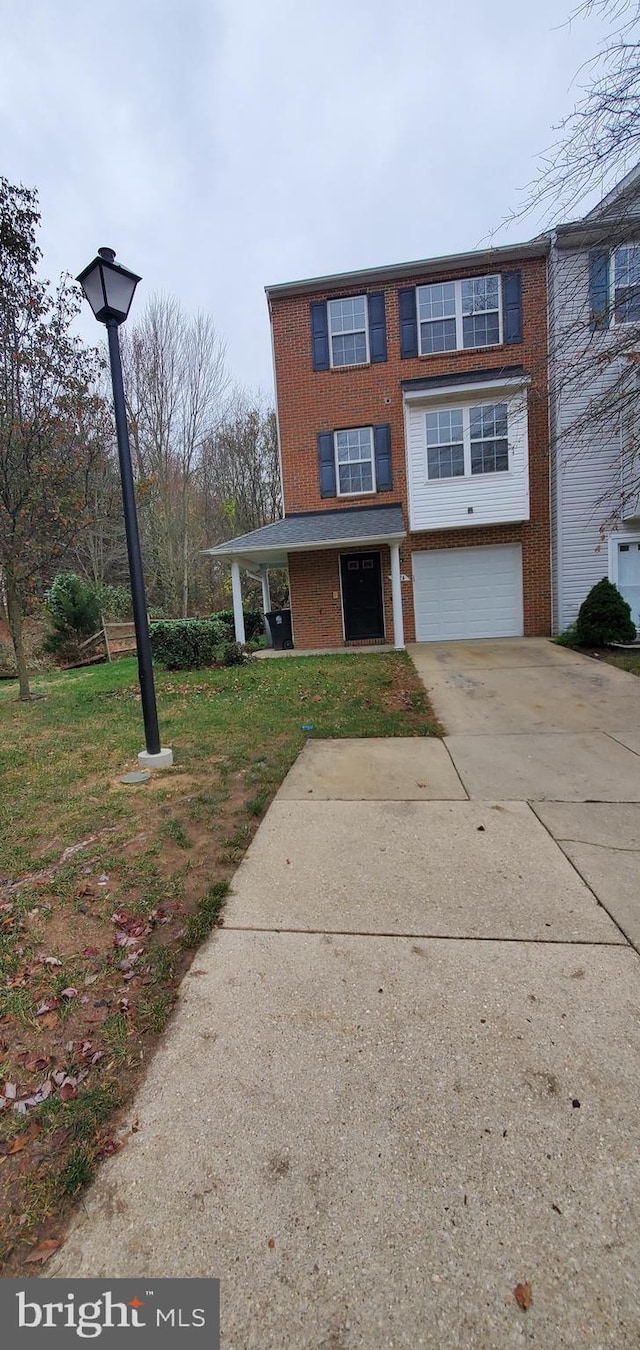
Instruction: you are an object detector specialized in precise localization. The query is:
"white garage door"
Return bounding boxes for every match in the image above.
[412,544,523,641]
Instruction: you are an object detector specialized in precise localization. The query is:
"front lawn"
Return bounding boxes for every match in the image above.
[598,650,640,676]
[0,651,437,1270]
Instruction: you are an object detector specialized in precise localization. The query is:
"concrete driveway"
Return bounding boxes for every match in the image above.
[48,640,640,1348]
[411,637,640,950]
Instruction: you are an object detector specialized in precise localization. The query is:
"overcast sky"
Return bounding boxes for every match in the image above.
[1,0,614,393]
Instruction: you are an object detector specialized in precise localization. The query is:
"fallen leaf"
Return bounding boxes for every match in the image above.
[36,999,59,1016]
[82,946,99,957]
[25,1239,61,1264]
[39,1012,58,1030]
[59,1080,78,1101]
[84,973,99,986]
[25,1056,50,1074]
[3,1083,17,1100]
[60,988,77,1000]
[514,1282,532,1311]
[40,955,62,968]
[6,1122,41,1153]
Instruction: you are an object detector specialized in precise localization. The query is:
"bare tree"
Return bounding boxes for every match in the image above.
[120,295,228,615]
[201,388,281,541]
[509,1,640,226]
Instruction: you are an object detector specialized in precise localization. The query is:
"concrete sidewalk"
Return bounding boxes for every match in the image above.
[48,640,640,1348]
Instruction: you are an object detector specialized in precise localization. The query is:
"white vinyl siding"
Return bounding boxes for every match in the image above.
[412,544,523,641]
[548,246,627,630]
[405,388,529,532]
[417,275,502,354]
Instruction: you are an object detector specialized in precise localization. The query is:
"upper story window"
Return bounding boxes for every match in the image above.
[417,274,502,355]
[334,427,375,495]
[426,402,509,480]
[328,296,369,367]
[311,294,387,370]
[613,246,640,324]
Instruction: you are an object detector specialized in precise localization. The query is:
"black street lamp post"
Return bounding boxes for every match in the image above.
[76,248,172,769]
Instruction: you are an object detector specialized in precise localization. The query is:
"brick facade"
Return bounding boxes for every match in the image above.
[269,253,551,647]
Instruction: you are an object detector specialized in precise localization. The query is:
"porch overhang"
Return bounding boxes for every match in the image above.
[203,504,407,649]
[203,504,406,568]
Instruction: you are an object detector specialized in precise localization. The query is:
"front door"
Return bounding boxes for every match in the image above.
[617,540,640,630]
[340,552,384,641]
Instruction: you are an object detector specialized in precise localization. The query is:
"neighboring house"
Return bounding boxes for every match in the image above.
[550,165,640,632]
[206,239,551,648]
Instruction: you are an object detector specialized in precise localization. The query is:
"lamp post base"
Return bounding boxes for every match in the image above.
[138,748,174,770]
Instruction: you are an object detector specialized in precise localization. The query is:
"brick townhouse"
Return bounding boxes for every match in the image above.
[207,238,551,649]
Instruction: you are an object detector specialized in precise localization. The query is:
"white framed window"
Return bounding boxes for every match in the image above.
[469,402,509,474]
[613,246,640,325]
[417,274,502,354]
[334,426,376,495]
[426,409,464,478]
[426,401,510,480]
[328,296,369,367]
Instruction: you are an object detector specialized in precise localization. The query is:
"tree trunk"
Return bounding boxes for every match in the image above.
[4,558,31,699]
[182,530,189,619]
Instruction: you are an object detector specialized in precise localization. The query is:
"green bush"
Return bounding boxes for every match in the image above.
[43,574,102,658]
[94,583,131,620]
[220,640,250,667]
[213,608,265,643]
[554,623,580,648]
[150,618,226,670]
[575,577,637,647]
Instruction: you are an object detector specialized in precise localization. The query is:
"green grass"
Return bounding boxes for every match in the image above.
[0,652,437,878]
[600,651,640,676]
[0,649,437,1271]
[181,881,230,947]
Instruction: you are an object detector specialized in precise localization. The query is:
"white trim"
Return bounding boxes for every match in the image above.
[610,244,640,328]
[207,529,406,562]
[231,560,246,645]
[260,570,271,615]
[339,548,386,643]
[416,274,502,356]
[327,294,370,369]
[608,530,640,585]
[403,374,530,403]
[390,542,404,649]
[334,426,377,497]
[425,399,511,483]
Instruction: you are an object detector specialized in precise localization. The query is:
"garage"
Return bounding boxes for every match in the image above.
[412,543,523,641]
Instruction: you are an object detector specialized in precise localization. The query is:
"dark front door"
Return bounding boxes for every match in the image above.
[340,552,384,641]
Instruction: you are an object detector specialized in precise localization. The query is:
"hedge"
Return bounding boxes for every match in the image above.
[150,618,226,670]
[213,608,265,643]
[149,610,265,669]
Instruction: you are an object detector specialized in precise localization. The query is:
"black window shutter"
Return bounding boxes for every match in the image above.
[502,271,522,344]
[318,432,337,497]
[311,302,330,370]
[367,292,387,362]
[589,249,610,330]
[373,424,392,491]
[398,287,418,358]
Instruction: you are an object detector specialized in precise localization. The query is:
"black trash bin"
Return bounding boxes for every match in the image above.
[266,609,293,651]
